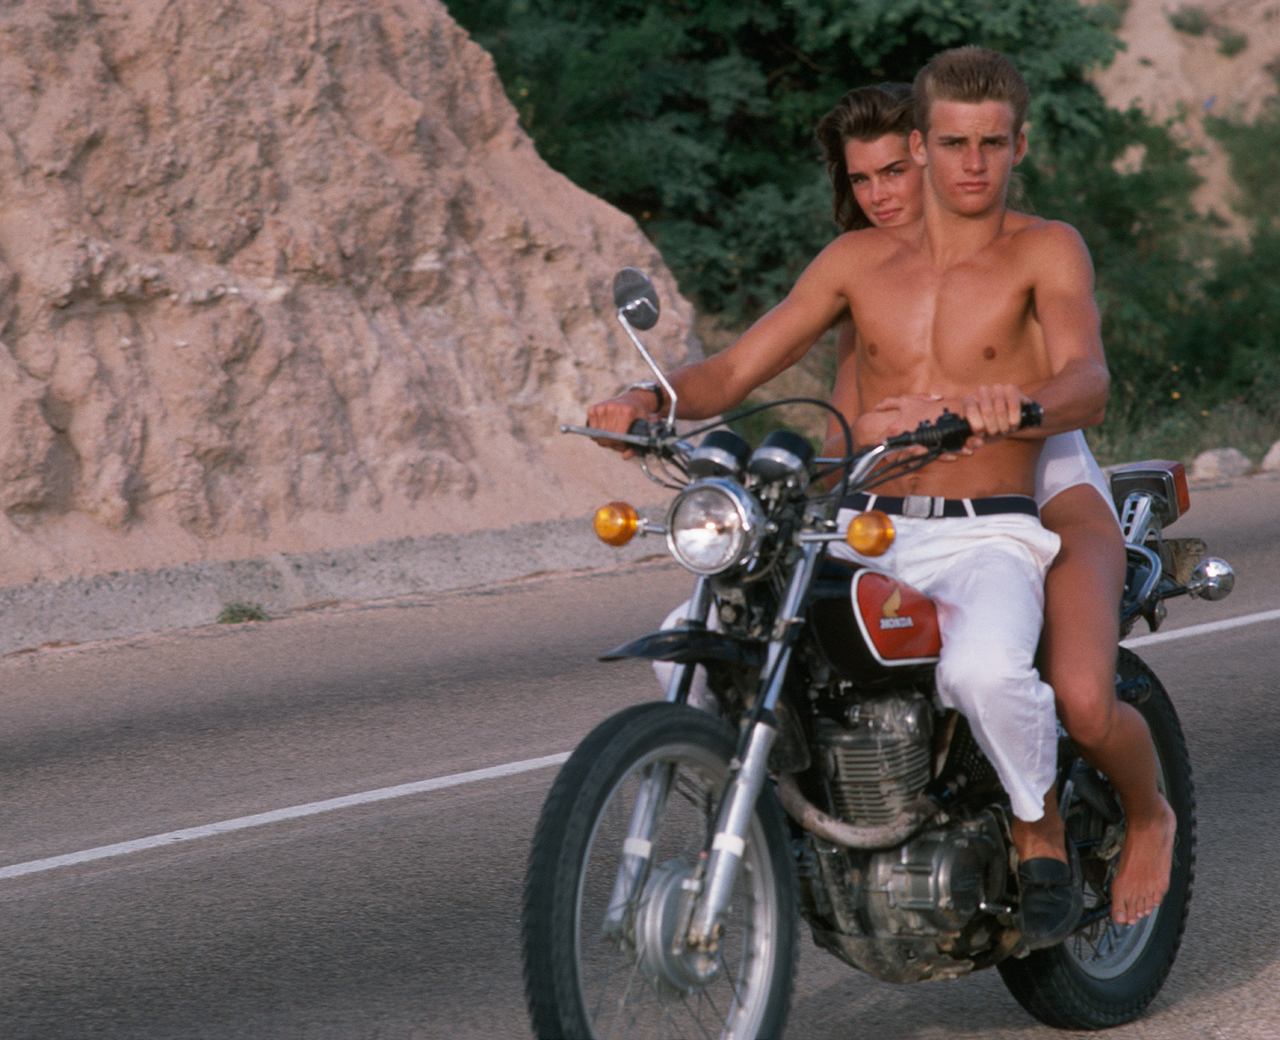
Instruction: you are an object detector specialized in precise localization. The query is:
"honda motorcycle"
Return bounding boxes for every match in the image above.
[522,269,1235,1039]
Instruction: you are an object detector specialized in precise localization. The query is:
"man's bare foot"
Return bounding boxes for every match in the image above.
[1111,794,1176,926]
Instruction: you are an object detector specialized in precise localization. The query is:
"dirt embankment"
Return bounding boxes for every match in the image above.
[0,0,699,587]
[1093,0,1280,228]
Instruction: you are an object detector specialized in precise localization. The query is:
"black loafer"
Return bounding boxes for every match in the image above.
[1018,841,1083,950]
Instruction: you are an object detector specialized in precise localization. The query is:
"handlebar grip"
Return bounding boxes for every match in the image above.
[888,400,1044,451]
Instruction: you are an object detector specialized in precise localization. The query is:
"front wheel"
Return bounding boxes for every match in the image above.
[998,648,1195,1028]
[523,702,797,1039]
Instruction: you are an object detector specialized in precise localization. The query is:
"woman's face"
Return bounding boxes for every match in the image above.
[843,133,924,228]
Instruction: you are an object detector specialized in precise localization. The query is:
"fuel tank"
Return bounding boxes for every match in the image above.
[809,562,940,685]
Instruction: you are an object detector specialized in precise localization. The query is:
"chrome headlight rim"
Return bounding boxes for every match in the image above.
[665,478,766,576]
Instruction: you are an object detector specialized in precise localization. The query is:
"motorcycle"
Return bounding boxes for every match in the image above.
[522,268,1235,1038]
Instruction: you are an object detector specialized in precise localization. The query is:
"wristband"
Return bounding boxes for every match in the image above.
[623,380,667,413]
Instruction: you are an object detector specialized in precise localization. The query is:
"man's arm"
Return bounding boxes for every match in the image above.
[1011,220,1108,437]
[587,236,858,447]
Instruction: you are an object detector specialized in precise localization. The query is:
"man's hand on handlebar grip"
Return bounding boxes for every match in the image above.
[586,391,654,459]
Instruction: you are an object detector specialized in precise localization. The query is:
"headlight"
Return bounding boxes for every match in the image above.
[665,479,765,575]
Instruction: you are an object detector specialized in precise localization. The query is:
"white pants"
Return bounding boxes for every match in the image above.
[830,512,1062,822]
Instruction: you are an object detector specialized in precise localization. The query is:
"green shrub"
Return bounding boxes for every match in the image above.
[1168,5,1210,35]
[218,601,269,624]
[1216,28,1248,57]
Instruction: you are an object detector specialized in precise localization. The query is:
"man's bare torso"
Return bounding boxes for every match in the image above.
[839,211,1055,500]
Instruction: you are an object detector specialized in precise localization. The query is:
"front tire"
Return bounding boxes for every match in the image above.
[523,702,797,1039]
[999,648,1195,1028]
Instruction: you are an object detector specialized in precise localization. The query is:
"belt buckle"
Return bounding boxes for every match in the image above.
[903,494,932,518]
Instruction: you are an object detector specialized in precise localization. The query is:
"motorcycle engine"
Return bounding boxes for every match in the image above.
[799,695,1011,982]
[815,695,932,826]
[862,811,1008,935]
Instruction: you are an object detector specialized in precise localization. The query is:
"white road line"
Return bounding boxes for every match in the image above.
[1122,607,1280,648]
[0,751,570,881]
[6,607,1278,883]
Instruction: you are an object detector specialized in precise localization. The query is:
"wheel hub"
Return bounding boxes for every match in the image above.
[634,859,722,996]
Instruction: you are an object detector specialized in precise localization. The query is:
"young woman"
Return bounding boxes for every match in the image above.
[814,84,1174,927]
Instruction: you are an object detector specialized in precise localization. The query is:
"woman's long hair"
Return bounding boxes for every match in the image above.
[814,83,915,232]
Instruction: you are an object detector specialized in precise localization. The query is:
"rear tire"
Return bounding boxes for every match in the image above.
[998,648,1194,1028]
[523,702,797,1039]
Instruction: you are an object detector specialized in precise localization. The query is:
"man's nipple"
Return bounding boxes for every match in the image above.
[867,342,879,357]
[983,346,997,360]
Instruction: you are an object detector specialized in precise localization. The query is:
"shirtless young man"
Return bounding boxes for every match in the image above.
[589,49,1150,945]
[817,84,1175,929]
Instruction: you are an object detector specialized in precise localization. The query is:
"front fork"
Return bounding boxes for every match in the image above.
[691,546,823,950]
[602,574,711,941]
[686,717,778,949]
[601,759,675,942]
[604,708,781,951]
[606,544,820,954]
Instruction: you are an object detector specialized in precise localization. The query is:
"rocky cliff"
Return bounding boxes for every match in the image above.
[0,0,698,586]
[1093,0,1280,228]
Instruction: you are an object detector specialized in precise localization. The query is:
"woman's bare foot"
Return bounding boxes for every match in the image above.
[1111,794,1176,926]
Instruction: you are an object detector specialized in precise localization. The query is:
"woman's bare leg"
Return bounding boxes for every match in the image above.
[1040,486,1176,926]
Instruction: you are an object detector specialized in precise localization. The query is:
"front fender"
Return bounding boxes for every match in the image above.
[599,626,765,668]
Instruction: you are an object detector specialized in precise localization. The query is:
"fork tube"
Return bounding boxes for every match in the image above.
[600,760,675,940]
[757,542,822,714]
[603,577,713,937]
[686,718,776,949]
[665,576,712,704]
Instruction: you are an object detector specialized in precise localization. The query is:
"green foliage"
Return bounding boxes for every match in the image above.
[218,601,269,624]
[1167,5,1210,35]
[1164,228,1280,421]
[1216,28,1248,57]
[448,0,1120,318]
[1206,99,1280,225]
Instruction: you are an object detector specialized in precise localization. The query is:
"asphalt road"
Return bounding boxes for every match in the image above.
[0,476,1277,1039]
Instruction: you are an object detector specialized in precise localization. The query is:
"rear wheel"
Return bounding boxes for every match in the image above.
[523,702,797,1039]
[999,648,1194,1027]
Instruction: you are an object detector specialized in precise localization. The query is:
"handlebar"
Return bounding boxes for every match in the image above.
[562,400,1044,484]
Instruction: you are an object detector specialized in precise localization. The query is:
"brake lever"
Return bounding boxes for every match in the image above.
[558,423,656,448]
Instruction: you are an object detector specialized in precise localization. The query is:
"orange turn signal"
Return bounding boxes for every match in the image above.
[845,509,895,557]
[594,501,640,546]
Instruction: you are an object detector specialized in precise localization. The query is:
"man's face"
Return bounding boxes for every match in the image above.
[844,134,925,228]
[909,99,1026,217]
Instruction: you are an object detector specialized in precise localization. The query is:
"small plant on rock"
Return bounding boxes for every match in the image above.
[1168,4,1210,34]
[1216,28,1248,57]
[218,601,269,624]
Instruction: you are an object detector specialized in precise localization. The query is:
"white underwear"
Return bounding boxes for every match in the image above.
[1035,431,1117,520]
